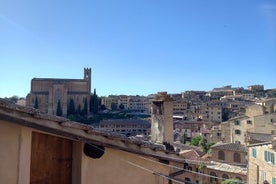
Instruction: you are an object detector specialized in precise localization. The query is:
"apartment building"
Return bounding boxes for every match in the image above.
[101,95,150,113]
[248,138,276,184]
[173,100,189,115]
[220,104,276,145]
[200,104,222,122]
[172,143,247,184]
[128,96,150,113]
[101,95,119,110]
[248,84,265,97]
[98,119,150,137]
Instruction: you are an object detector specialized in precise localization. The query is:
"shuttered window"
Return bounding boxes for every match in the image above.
[252,148,257,158]
[264,151,275,165]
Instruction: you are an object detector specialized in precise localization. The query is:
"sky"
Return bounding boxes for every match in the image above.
[0,0,275,98]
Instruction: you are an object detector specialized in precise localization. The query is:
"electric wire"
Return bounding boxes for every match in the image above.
[87,143,248,184]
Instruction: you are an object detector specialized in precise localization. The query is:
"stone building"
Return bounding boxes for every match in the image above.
[211,142,248,167]
[220,104,276,145]
[26,68,91,116]
[248,138,276,184]
[172,143,247,184]
[98,119,150,137]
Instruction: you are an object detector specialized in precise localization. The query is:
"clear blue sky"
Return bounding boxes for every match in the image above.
[0,0,275,98]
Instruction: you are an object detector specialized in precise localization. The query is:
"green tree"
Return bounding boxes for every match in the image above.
[181,134,187,144]
[190,135,202,146]
[67,99,75,116]
[100,104,106,110]
[77,104,81,115]
[81,98,88,116]
[119,103,125,110]
[34,96,39,109]
[56,100,63,116]
[199,137,208,152]
[5,95,19,103]
[207,142,215,154]
[90,89,99,114]
[111,102,117,111]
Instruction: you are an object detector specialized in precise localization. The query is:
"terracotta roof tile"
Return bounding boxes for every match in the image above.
[211,142,247,152]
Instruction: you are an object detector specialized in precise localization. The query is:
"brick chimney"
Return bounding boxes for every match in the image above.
[151,92,174,145]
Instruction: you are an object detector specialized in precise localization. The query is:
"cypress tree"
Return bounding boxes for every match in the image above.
[67,99,76,116]
[82,97,88,115]
[90,88,99,114]
[56,100,63,116]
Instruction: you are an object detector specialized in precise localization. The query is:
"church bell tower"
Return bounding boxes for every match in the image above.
[84,68,91,94]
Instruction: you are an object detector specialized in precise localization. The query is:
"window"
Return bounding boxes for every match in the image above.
[218,150,225,160]
[247,120,252,124]
[234,120,240,125]
[252,148,257,158]
[234,153,241,163]
[264,151,275,164]
[185,178,191,182]
[261,171,266,183]
[222,174,229,180]
[210,172,218,184]
[272,177,276,184]
[235,129,241,135]
[184,163,189,169]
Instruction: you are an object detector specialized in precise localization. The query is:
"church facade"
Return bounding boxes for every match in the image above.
[26,68,91,116]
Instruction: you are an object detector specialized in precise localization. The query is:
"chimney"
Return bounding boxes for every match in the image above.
[151,92,174,145]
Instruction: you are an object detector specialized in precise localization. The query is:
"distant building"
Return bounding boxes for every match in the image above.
[101,95,150,113]
[248,84,265,98]
[172,142,247,184]
[98,119,150,137]
[211,142,248,167]
[26,68,91,116]
[200,104,222,122]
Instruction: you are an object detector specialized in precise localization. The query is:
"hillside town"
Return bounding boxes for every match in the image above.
[1,68,276,184]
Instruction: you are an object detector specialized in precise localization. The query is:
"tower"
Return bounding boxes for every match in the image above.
[84,68,91,94]
[151,92,174,145]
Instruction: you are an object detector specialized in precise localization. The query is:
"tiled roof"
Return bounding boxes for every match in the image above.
[179,149,206,160]
[211,142,247,152]
[207,161,247,175]
[247,132,273,143]
[173,142,201,151]
[0,98,184,162]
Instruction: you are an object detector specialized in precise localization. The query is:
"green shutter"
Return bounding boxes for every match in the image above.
[264,151,268,162]
[271,153,275,165]
[272,177,276,184]
[252,148,257,158]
